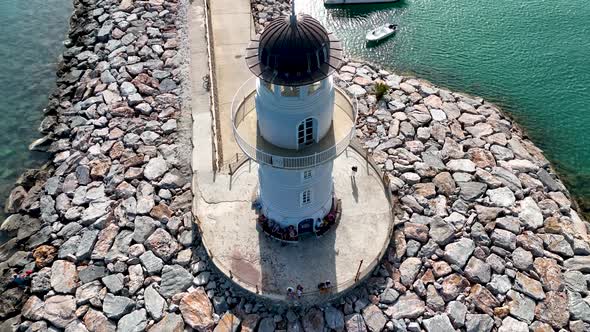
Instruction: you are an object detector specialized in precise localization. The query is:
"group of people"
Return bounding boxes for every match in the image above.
[258,215,298,241]
[286,284,305,300]
[286,280,333,300]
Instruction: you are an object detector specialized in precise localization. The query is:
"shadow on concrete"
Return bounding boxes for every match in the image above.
[257,224,337,304]
[351,175,359,203]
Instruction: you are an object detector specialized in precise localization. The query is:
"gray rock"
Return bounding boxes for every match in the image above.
[380,288,400,305]
[464,314,494,332]
[127,264,143,295]
[446,301,467,327]
[144,157,168,180]
[399,257,422,286]
[101,274,125,294]
[464,257,491,283]
[324,306,345,331]
[564,271,588,294]
[105,230,133,262]
[193,271,211,286]
[117,309,147,332]
[140,250,163,275]
[58,235,81,259]
[75,281,102,305]
[79,265,106,284]
[362,304,386,332]
[488,274,511,294]
[345,313,367,332]
[120,82,137,96]
[491,229,516,251]
[443,238,475,268]
[258,317,276,332]
[159,264,193,298]
[487,187,515,207]
[512,247,533,271]
[565,256,590,273]
[103,293,135,319]
[429,218,455,245]
[568,290,590,322]
[498,316,528,332]
[446,159,476,173]
[507,290,535,323]
[495,216,521,234]
[459,182,487,201]
[384,293,425,319]
[518,197,543,229]
[132,216,157,243]
[422,314,455,332]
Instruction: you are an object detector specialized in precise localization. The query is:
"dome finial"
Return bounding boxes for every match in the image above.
[290,0,296,27]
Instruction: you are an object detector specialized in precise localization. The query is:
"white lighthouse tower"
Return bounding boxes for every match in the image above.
[232,6,356,238]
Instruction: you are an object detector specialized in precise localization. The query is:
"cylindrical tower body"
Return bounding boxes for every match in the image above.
[233,12,349,237]
[255,78,335,150]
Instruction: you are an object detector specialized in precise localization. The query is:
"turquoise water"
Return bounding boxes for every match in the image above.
[0,0,71,220]
[299,0,590,214]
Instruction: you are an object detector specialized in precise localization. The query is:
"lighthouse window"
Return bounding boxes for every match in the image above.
[281,86,300,97]
[302,169,313,181]
[308,81,322,95]
[301,189,312,206]
[298,118,315,146]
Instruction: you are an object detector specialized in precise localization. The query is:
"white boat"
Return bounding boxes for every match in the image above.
[366,24,398,42]
[325,0,398,4]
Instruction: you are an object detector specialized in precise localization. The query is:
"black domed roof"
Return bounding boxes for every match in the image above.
[246,14,343,86]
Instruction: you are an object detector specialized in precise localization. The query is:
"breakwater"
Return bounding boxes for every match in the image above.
[1,0,590,331]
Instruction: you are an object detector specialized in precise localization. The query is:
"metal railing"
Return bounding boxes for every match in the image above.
[231,77,358,169]
[194,140,396,306]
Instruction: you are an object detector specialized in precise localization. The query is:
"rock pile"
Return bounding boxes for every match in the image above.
[1,0,590,331]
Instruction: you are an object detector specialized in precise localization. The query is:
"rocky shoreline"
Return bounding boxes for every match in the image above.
[1,0,590,331]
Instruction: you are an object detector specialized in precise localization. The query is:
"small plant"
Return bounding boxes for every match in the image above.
[374,81,389,100]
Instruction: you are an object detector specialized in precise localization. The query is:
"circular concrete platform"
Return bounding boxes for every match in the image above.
[195,147,394,304]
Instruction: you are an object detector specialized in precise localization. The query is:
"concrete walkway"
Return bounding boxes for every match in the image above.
[208,0,254,163]
[194,148,393,304]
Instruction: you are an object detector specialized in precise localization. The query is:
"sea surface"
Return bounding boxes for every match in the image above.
[298,0,590,214]
[0,0,72,224]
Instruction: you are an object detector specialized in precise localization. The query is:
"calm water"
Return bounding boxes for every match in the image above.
[0,0,71,222]
[299,0,590,213]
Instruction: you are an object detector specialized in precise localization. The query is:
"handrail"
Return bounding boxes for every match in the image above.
[230,77,358,170]
[194,141,396,306]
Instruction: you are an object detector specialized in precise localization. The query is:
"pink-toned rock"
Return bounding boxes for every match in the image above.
[145,228,179,261]
[468,148,497,168]
[403,223,429,243]
[50,260,78,294]
[42,295,76,328]
[468,284,500,316]
[440,273,469,301]
[84,308,116,332]
[533,257,563,291]
[179,288,214,330]
[535,291,569,329]
[91,224,119,260]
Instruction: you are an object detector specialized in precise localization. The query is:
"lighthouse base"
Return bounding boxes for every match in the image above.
[194,147,394,304]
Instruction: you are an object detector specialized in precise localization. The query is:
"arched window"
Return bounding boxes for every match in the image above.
[297,118,315,147]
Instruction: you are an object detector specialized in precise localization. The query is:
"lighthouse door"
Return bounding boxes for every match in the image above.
[297,118,315,149]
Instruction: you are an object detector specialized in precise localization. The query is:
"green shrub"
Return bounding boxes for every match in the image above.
[374,82,389,100]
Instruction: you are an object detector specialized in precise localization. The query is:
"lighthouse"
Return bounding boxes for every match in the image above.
[231,6,356,239]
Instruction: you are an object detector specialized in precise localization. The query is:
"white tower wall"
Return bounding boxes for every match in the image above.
[258,162,334,227]
[255,77,335,149]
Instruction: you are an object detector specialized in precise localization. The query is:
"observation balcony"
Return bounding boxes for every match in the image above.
[231,78,357,169]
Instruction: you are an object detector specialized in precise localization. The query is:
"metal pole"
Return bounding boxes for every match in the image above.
[354,259,364,282]
[366,152,369,175]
